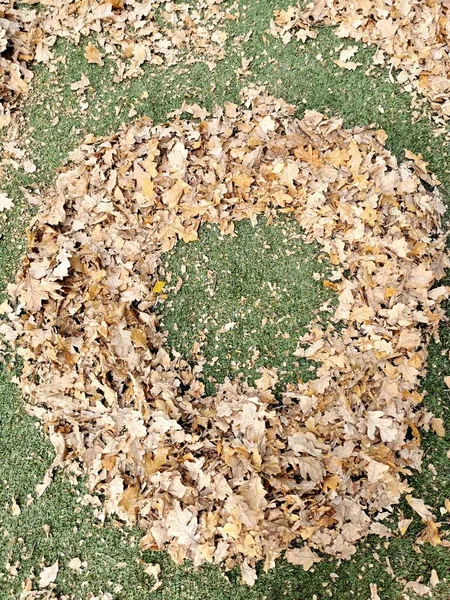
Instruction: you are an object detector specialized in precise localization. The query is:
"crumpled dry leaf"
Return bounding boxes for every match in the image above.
[3,93,449,583]
[38,560,58,588]
[0,192,13,212]
[143,563,162,592]
[404,580,431,597]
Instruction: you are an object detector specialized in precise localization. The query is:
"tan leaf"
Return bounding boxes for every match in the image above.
[38,560,59,588]
[144,563,162,592]
[431,418,445,438]
[232,172,254,189]
[366,460,390,484]
[118,484,140,521]
[367,411,397,443]
[84,43,104,65]
[406,495,434,521]
[240,560,257,586]
[285,546,322,571]
[166,504,198,548]
[68,557,82,571]
[430,569,440,588]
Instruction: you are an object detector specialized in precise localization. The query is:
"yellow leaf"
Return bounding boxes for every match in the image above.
[162,180,187,208]
[222,521,241,539]
[141,177,154,200]
[131,327,148,348]
[144,448,169,476]
[416,520,442,547]
[152,281,166,294]
[323,475,339,491]
[398,518,412,535]
[143,158,158,178]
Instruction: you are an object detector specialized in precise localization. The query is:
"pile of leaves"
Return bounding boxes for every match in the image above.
[1,94,449,584]
[270,0,450,126]
[0,0,36,127]
[32,0,230,79]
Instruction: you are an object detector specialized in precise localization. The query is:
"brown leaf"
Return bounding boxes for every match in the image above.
[84,43,104,65]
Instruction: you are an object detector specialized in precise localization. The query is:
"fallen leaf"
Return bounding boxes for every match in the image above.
[85,44,104,65]
[0,193,13,212]
[285,546,322,571]
[38,560,59,588]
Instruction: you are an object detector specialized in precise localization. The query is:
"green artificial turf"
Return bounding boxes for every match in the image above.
[158,217,334,395]
[1,0,450,597]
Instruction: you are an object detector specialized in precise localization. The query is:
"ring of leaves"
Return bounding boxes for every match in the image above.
[4,94,449,584]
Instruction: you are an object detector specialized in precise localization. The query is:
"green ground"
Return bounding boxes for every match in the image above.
[1,0,450,598]
[158,217,334,395]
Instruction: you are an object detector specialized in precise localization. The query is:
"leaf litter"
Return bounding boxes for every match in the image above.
[1,92,449,585]
[270,0,450,129]
[0,0,232,125]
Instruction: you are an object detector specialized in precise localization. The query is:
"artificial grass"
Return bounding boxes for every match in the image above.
[0,0,449,597]
[158,217,333,395]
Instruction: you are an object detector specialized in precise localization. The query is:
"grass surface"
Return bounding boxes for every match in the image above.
[1,0,450,597]
[158,217,333,394]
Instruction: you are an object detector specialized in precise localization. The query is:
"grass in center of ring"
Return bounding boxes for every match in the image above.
[157,216,334,395]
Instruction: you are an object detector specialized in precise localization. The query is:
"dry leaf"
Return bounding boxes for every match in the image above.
[0,193,13,212]
[429,569,439,588]
[240,560,257,586]
[270,1,450,126]
[68,557,82,571]
[144,563,162,591]
[166,504,198,548]
[38,560,59,588]
[285,546,322,571]
[406,495,434,521]
[84,44,104,66]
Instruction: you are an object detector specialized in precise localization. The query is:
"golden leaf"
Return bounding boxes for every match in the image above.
[84,43,104,65]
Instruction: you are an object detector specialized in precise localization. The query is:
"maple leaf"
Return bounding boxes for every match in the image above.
[285,546,322,571]
[232,172,254,189]
[166,504,198,548]
[52,248,71,279]
[366,460,390,484]
[20,276,49,313]
[366,411,397,443]
[339,46,358,62]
